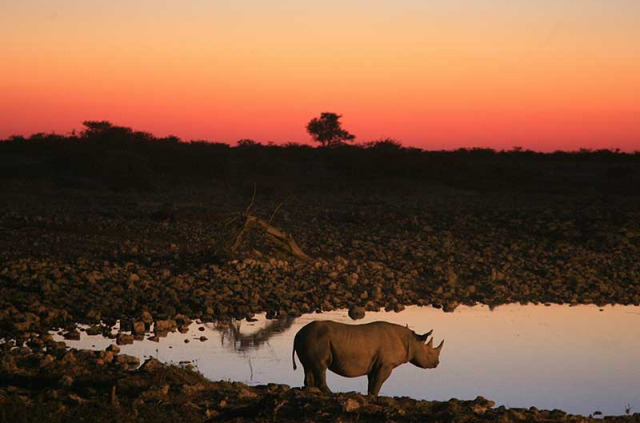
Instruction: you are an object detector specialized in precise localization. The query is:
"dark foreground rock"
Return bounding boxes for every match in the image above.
[1,344,638,423]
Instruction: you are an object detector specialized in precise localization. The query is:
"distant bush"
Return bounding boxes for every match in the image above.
[364,138,403,150]
[236,139,261,148]
[101,150,154,191]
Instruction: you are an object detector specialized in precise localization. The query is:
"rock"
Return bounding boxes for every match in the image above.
[99,350,115,364]
[63,330,81,340]
[181,383,206,395]
[341,397,361,413]
[117,376,151,396]
[205,409,219,419]
[471,396,495,415]
[116,332,134,345]
[443,301,459,313]
[48,341,68,352]
[86,325,102,336]
[549,409,567,419]
[59,375,74,387]
[348,306,366,320]
[1,355,18,372]
[154,320,177,333]
[393,303,405,312]
[13,321,32,332]
[60,351,76,365]
[141,311,153,325]
[508,408,528,420]
[174,314,192,327]
[140,384,170,401]
[238,387,258,399]
[27,337,44,350]
[140,358,163,373]
[115,354,140,369]
[132,321,146,335]
[106,344,121,354]
[39,354,55,368]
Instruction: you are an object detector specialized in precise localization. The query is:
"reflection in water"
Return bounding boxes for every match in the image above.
[55,304,640,416]
[220,316,296,352]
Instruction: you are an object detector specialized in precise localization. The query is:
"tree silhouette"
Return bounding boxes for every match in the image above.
[306,112,355,147]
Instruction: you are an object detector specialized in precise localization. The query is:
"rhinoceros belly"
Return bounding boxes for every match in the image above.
[327,350,374,377]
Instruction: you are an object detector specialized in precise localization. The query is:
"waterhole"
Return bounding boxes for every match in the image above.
[54,304,640,416]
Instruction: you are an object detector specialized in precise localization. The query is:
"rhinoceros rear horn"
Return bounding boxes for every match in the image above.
[426,337,433,348]
[417,329,433,342]
[436,340,444,352]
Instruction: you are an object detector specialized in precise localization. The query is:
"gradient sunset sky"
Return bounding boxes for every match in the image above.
[2,0,639,151]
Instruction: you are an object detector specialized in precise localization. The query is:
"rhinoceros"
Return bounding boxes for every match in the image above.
[292,320,444,395]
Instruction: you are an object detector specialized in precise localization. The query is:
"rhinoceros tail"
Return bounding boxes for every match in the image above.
[292,342,297,371]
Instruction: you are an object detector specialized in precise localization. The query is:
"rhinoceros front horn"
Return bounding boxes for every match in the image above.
[436,340,444,352]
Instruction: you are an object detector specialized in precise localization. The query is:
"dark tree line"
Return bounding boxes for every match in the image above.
[1,120,638,194]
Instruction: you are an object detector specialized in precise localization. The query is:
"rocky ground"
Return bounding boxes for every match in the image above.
[2,184,639,337]
[2,343,638,423]
[1,182,639,421]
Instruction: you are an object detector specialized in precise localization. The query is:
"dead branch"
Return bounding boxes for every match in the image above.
[221,185,310,261]
[244,182,256,216]
[245,215,310,261]
[268,201,285,224]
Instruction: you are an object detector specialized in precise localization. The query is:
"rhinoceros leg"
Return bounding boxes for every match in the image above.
[300,354,331,392]
[303,369,315,387]
[367,365,393,396]
[313,367,331,393]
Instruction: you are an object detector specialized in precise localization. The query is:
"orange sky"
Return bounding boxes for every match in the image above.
[1,0,639,151]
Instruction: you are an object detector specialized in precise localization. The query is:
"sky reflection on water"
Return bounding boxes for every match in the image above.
[55,304,640,416]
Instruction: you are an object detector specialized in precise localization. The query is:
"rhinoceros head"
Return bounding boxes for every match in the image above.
[409,330,444,369]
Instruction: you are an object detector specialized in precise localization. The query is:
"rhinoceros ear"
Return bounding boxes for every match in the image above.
[417,329,433,342]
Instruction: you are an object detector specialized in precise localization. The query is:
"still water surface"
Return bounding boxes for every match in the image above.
[56,304,640,416]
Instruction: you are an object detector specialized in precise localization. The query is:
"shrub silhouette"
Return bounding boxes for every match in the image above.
[101,150,154,191]
[236,139,261,148]
[364,138,403,150]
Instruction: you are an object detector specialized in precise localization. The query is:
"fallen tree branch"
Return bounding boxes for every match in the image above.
[245,215,310,261]
[220,185,310,261]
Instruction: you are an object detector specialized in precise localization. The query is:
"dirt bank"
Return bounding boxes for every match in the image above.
[2,343,637,423]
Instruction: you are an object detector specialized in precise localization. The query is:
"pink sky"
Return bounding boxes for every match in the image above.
[1,0,639,151]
